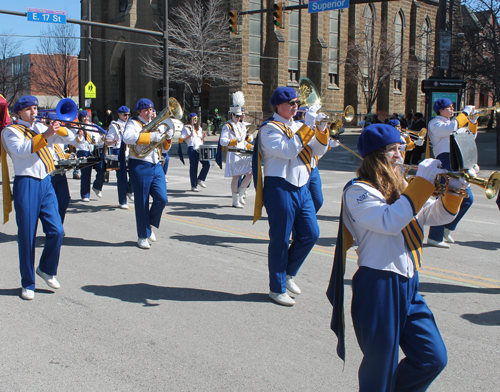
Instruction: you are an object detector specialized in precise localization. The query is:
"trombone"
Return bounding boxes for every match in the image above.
[398,163,500,199]
[297,77,360,158]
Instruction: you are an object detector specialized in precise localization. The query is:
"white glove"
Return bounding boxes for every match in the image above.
[166,129,174,140]
[316,113,329,132]
[415,139,424,146]
[467,167,477,178]
[329,139,340,148]
[462,105,475,116]
[416,158,447,184]
[400,143,407,152]
[304,104,321,128]
[447,177,469,191]
[473,163,480,173]
[150,132,162,143]
[469,110,479,124]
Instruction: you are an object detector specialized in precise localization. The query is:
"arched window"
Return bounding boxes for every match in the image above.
[329,10,340,87]
[421,18,431,79]
[288,0,300,83]
[394,10,404,92]
[362,5,375,90]
[248,0,262,80]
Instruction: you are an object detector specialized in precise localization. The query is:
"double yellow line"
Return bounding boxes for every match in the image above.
[162,212,500,290]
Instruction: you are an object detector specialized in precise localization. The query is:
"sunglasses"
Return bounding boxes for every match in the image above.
[287,100,299,106]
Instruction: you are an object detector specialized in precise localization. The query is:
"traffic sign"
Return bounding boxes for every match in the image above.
[308,0,349,13]
[27,8,66,24]
[85,81,97,99]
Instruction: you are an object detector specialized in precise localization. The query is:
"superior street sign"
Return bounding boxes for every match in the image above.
[27,8,66,24]
[308,0,349,13]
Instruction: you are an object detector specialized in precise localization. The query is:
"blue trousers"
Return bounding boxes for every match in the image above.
[113,148,134,205]
[13,176,64,290]
[352,267,447,392]
[162,152,170,175]
[263,176,319,294]
[128,159,168,239]
[50,173,70,224]
[428,153,473,241]
[308,166,324,213]
[187,146,210,188]
[77,150,103,198]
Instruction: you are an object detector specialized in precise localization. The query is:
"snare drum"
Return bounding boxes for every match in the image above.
[104,154,120,171]
[198,143,218,161]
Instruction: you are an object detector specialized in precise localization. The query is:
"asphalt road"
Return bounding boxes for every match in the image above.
[0,130,499,391]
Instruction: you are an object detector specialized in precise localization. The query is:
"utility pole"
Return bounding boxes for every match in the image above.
[163,0,169,108]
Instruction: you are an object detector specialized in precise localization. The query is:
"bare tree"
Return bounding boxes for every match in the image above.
[34,24,79,99]
[458,0,500,163]
[0,33,29,106]
[141,0,240,110]
[345,22,409,115]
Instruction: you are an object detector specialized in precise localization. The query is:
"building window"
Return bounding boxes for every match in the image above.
[329,10,340,87]
[288,0,300,84]
[421,18,431,80]
[394,10,404,92]
[119,0,127,13]
[362,4,375,87]
[248,0,261,80]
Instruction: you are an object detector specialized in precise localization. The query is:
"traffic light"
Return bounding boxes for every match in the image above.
[273,3,285,29]
[228,10,238,34]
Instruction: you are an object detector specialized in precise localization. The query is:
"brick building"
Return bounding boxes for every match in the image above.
[81,0,450,125]
[1,53,79,110]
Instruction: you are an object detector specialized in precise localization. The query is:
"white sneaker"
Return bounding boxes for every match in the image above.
[92,187,102,198]
[286,275,302,295]
[427,238,450,249]
[443,228,455,243]
[137,238,151,249]
[191,187,200,192]
[21,288,35,300]
[127,193,134,202]
[82,197,90,202]
[198,180,206,188]
[36,267,60,289]
[120,204,129,209]
[148,227,156,242]
[165,178,169,183]
[269,291,295,306]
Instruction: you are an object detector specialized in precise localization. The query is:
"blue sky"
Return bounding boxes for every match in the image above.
[0,1,81,54]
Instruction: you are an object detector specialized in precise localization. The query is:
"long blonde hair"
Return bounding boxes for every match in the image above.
[357,148,406,205]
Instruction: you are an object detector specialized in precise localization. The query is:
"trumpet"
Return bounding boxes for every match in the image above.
[453,102,500,120]
[297,77,360,158]
[400,128,427,142]
[398,163,500,199]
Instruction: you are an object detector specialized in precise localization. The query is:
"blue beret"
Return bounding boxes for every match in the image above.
[117,106,130,114]
[433,98,453,114]
[387,119,400,127]
[45,112,58,121]
[135,98,154,112]
[78,110,90,119]
[187,113,198,122]
[357,124,401,158]
[270,87,298,106]
[13,95,38,114]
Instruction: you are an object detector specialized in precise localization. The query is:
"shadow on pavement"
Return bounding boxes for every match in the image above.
[81,283,270,306]
[461,310,500,326]
[454,240,500,251]
[170,234,267,247]
[418,282,500,295]
[0,288,55,297]
[169,210,255,222]
[60,237,137,248]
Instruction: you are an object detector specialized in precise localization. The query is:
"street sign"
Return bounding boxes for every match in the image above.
[27,8,66,24]
[308,0,349,13]
[85,81,97,99]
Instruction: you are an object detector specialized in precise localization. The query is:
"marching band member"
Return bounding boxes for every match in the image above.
[1,96,65,300]
[253,87,329,306]
[219,92,253,208]
[427,99,477,248]
[105,105,134,209]
[123,98,171,250]
[327,124,467,391]
[179,113,209,192]
[38,112,75,224]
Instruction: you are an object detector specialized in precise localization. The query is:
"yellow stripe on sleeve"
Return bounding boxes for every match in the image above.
[137,133,151,145]
[402,176,436,213]
[31,133,48,153]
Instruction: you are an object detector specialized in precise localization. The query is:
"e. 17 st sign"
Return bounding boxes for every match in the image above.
[308,0,349,13]
[27,8,66,24]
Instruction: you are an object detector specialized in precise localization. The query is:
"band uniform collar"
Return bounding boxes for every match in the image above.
[273,113,294,128]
